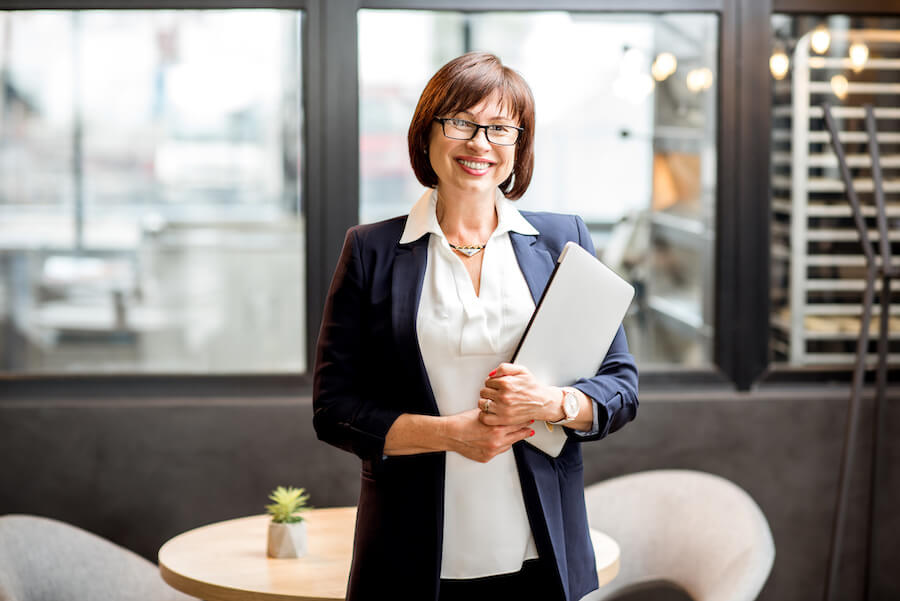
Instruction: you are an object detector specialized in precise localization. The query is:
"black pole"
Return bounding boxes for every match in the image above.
[821,104,873,601]
[822,103,895,601]
[863,104,892,601]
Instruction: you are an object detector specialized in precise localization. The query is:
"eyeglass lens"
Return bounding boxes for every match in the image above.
[442,119,519,145]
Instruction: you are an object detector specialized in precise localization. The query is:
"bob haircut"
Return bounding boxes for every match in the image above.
[408,52,535,200]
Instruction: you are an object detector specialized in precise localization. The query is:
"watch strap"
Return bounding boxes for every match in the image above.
[547,388,578,426]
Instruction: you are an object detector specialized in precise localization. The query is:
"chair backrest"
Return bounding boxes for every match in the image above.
[0,514,193,601]
[582,470,775,601]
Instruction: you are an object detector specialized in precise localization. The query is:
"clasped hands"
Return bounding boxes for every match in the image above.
[477,362,562,426]
[450,363,563,464]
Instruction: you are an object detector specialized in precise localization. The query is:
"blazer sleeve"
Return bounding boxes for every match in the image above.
[566,215,639,442]
[312,228,404,461]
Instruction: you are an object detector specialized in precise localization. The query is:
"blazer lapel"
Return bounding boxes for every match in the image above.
[509,231,556,304]
[391,236,439,416]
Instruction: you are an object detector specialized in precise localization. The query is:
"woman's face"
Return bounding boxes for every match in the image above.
[428,91,518,202]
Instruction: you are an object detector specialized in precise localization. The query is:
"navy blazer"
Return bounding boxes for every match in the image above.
[313,210,639,601]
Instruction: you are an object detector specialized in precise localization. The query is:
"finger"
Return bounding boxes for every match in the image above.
[480,411,533,428]
[487,362,523,379]
[497,422,534,434]
[483,376,516,392]
[496,420,535,435]
[480,387,501,401]
[480,412,515,427]
[508,419,535,431]
[479,412,499,426]
[485,403,520,425]
[479,395,508,417]
[494,362,528,377]
[484,391,520,411]
[504,425,534,444]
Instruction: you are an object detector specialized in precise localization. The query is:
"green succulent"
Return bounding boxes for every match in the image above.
[265,486,312,523]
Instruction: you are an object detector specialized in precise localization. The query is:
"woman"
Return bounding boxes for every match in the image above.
[313,52,638,601]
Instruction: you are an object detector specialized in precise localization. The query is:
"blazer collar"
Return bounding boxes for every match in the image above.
[509,228,555,305]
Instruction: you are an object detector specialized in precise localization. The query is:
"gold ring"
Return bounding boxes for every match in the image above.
[483,400,492,414]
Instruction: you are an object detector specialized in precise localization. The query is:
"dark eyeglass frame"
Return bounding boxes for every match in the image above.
[433,117,524,146]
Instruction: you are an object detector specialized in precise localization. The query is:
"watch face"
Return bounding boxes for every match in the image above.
[564,392,579,419]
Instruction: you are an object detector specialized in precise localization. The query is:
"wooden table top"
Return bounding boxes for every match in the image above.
[159,506,619,601]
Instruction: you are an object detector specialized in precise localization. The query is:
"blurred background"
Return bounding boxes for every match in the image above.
[0,10,304,373]
[0,9,720,373]
[1,2,899,601]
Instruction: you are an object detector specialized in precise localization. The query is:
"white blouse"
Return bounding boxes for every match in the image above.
[399,188,541,579]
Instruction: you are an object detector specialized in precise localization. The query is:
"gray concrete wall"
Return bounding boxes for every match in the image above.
[1,384,897,601]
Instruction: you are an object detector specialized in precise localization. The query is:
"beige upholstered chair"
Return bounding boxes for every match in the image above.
[582,470,775,601]
[0,514,195,601]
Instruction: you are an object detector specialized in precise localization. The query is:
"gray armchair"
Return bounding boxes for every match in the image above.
[0,514,195,601]
[582,470,775,601]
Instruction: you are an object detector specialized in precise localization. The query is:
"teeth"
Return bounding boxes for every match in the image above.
[458,159,490,170]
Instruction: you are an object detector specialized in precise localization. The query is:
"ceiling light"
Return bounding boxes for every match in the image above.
[849,41,869,73]
[686,67,713,93]
[830,74,849,100]
[811,25,831,54]
[651,52,677,81]
[770,48,790,80]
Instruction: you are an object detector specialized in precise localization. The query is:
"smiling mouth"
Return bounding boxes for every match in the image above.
[457,158,492,170]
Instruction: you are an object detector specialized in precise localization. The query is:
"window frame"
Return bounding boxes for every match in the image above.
[0,0,323,395]
[9,0,895,398]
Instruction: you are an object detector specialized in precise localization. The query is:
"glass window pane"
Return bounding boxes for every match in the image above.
[769,15,900,366]
[359,10,718,367]
[0,10,304,373]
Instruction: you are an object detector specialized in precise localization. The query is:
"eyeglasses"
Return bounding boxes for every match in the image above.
[434,117,524,146]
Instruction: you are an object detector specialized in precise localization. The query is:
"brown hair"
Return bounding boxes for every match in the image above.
[407,52,535,200]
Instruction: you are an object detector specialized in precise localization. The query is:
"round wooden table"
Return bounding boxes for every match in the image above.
[159,507,619,601]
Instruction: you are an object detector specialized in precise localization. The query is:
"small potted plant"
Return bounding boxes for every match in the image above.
[265,485,312,558]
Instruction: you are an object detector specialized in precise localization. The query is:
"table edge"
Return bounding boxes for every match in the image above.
[161,559,343,601]
[158,508,619,598]
[158,509,357,601]
[597,556,620,588]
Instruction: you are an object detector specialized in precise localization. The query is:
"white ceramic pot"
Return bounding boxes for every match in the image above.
[267,520,308,558]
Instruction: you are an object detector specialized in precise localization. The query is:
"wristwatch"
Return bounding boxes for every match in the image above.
[547,388,579,426]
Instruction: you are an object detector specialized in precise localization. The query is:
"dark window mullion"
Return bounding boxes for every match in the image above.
[734,0,773,389]
[307,0,362,370]
[303,0,324,369]
[715,0,739,385]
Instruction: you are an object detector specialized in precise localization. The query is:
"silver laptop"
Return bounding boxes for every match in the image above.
[512,241,635,457]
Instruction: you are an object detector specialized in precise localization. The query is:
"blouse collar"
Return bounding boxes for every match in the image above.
[399,188,539,244]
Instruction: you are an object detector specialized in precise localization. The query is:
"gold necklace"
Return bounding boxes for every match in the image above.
[447,242,486,257]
